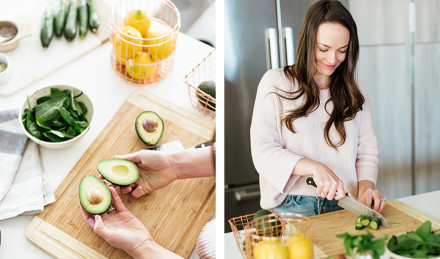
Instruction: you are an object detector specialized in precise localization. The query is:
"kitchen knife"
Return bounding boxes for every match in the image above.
[149,140,212,152]
[149,140,185,152]
[306,177,389,228]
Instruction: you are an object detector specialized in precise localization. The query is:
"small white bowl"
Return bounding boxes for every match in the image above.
[19,85,94,149]
[0,52,11,85]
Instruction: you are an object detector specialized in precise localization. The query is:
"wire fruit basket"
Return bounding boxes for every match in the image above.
[228,212,314,259]
[110,0,181,84]
[184,49,216,118]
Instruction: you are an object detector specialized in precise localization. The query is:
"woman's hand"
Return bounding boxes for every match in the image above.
[294,158,346,200]
[357,180,386,213]
[80,187,183,258]
[80,186,154,256]
[113,150,178,199]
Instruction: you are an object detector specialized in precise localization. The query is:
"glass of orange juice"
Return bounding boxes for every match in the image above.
[280,213,314,259]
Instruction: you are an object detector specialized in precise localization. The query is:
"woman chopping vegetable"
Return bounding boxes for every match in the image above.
[250,0,386,217]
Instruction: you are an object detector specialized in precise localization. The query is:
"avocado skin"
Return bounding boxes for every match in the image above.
[197,81,216,111]
[79,175,112,215]
[135,111,164,146]
[253,209,282,237]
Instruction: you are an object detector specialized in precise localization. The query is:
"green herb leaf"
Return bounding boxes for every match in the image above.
[36,117,51,130]
[43,131,64,142]
[34,95,66,121]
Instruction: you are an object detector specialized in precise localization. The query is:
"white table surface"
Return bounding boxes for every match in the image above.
[0,1,214,258]
[224,190,440,259]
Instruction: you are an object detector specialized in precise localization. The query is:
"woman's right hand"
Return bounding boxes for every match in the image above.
[295,158,345,200]
[113,150,178,199]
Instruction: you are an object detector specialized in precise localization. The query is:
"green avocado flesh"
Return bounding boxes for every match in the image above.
[135,111,164,146]
[97,159,139,185]
[79,175,112,215]
[197,80,216,111]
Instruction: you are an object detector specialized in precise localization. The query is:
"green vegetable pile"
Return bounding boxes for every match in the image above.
[388,221,440,258]
[40,0,100,48]
[336,231,387,259]
[22,88,89,142]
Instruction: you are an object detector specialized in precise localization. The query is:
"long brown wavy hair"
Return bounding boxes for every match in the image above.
[280,0,364,149]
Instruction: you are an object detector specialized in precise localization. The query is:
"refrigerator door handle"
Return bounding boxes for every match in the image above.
[265,28,280,70]
[283,27,295,66]
[235,189,260,202]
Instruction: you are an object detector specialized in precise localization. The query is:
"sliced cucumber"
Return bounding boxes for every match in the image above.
[355,223,365,230]
[370,217,381,230]
[357,215,371,227]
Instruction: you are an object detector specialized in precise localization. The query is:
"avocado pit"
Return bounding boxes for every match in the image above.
[87,187,104,204]
[142,118,158,132]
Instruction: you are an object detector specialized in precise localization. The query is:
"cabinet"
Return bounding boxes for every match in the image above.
[348,0,440,198]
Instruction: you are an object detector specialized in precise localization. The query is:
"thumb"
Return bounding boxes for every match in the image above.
[93,215,111,238]
[114,151,143,163]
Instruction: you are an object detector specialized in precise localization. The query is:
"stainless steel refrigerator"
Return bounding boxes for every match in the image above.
[224,0,348,232]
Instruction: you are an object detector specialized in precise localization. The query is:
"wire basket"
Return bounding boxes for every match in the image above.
[183,49,216,118]
[228,212,314,259]
[110,0,181,84]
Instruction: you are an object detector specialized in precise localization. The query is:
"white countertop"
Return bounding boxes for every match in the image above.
[0,1,214,258]
[224,190,440,259]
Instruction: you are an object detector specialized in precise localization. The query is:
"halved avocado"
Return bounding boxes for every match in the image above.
[79,175,112,215]
[135,111,164,146]
[97,158,139,185]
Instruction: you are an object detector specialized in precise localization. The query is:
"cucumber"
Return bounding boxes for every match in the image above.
[40,7,54,48]
[370,217,381,230]
[78,0,88,38]
[64,0,77,41]
[357,215,371,227]
[87,0,100,32]
[355,223,365,230]
[54,0,68,37]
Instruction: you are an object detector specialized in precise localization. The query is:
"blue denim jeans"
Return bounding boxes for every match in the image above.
[273,195,343,217]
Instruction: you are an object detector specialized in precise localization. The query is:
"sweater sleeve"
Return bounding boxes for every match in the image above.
[250,70,303,194]
[356,87,379,184]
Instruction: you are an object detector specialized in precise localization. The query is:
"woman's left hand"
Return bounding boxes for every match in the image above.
[357,180,386,213]
[80,186,155,257]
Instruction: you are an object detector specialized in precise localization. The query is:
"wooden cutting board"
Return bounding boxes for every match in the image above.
[0,0,111,96]
[25,88,215,258]
[312,199,440,258]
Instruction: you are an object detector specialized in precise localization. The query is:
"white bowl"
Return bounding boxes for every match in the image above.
[19,85,94,149]
[0,52,11,85]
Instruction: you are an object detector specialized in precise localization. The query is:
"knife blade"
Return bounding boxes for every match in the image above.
[149,140,184,152]
[305,177,389,228]
[149,140,212,152]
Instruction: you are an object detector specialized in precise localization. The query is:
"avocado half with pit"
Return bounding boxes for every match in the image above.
[79,175,112,215]
[196,80,216,111]
[97,159,139,186]
[135,111,164,146]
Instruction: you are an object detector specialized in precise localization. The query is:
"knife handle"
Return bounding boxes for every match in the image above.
[306,177,317,188]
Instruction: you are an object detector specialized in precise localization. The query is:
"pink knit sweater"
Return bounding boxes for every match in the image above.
[250,69,379,209]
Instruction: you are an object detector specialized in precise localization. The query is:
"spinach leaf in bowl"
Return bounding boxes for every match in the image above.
[22,88,89,143]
